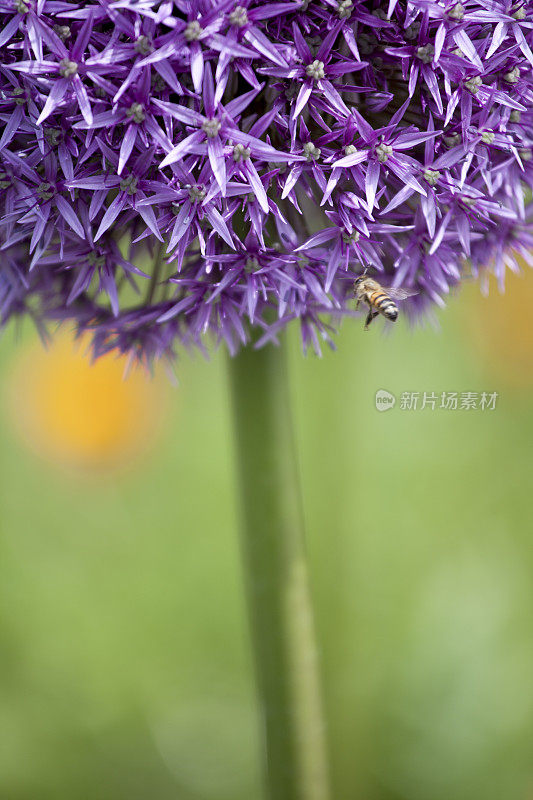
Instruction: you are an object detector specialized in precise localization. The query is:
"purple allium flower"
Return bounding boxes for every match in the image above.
[2,0,533,360]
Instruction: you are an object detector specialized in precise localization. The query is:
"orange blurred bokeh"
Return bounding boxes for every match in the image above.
[463,262,533,387]
[5,329,169,472]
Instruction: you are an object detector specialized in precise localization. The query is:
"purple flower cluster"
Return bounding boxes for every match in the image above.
[2,0,533,360]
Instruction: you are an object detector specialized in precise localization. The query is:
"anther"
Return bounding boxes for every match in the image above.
[187,185,207,202]
[448,3,465,19]
[337,0,352,18]
[416,45,434,64]
[305,60,325,80]
[134,35,153,55]
[126,102,145,123]
[503,66,520,83]
[424,169,441,186]
[233,143,251,162]
[59,58,78,78]
[37,181,54,201]
[342,231,360,244]
[303,142,321,160]
[202,118,221,137]
[376,143,393,162]
[229,6,248,26]
[54,24,71,40]
[119,175,138,195]
[464,76,482,93]
[184,21,202,41]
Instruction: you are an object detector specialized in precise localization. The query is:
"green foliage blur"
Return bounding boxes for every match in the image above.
[0,275,532,800]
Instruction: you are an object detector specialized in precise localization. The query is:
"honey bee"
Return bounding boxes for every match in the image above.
[353,273,418,330]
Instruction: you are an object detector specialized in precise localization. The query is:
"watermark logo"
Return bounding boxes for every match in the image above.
[374,390,498,411]
[375,389,396,411]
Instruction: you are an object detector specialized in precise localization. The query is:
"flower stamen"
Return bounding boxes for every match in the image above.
[54,24,70,40]
[59,58,78,78]
[245,256,259,271]
[37,182,54,201]
[119,175,138,195]
[202,118,221,137]
[134,35,153,55]
[126,103,145,123]
[504,66,520,83]
[424,169,441,186]
[187,185,207,202]
[305,60,325,81]
[184,21,202,41]
[233,144,251,162]
[303,142,321,160]
[448,3,465,20]
[416,45,434,64]
[229,6,249,27]
[376,143,393,162]
[464,76,482,93]
[342,231,360,245]
[337,0,352,18]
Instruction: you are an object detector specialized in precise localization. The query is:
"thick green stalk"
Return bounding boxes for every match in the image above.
[144,241,165,305]
[228,338,330,800]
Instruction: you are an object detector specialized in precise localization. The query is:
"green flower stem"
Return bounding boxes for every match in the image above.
[228,338,330,800]
[144,241,165,305]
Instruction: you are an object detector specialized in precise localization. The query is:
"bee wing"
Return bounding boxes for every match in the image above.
[386,287,419,301]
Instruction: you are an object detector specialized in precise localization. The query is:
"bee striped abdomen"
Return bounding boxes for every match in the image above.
[368,290,399,321]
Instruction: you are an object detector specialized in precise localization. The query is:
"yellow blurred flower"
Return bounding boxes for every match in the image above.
[5,330,169,471]
[463,264,533,388]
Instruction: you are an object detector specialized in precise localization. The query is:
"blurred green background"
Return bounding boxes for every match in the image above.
[0,272,532,800]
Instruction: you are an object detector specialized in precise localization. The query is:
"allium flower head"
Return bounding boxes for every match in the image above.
[2,0,533,360]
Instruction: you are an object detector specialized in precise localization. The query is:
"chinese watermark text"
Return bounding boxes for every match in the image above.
[375,390,498,412]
